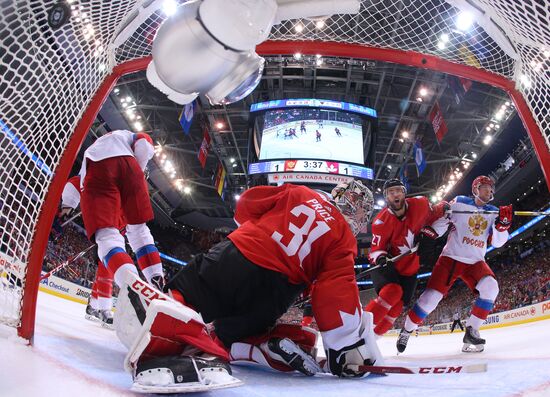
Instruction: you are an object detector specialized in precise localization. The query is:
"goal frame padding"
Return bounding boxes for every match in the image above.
[18,41,550,342]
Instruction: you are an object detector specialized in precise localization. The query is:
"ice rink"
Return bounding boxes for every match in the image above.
[259,120,364,164]
[1,291,549,397]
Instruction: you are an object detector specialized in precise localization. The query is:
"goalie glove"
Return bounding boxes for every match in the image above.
[495,204,513,232]
[326,339,374,378]
[323,312,383,378]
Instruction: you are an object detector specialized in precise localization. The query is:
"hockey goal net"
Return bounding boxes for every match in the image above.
[0,0,548,342]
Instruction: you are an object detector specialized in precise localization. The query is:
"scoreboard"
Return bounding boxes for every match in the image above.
[248,159,374,180]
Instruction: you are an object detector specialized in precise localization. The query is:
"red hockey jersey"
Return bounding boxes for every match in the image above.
[229,184,364,350]
[369,196,440,276]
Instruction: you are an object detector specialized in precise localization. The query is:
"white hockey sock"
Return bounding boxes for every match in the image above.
[466,314,484,330]
[404,316,419,332]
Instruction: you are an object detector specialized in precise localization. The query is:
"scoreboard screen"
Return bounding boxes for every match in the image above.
[248,159,374,180]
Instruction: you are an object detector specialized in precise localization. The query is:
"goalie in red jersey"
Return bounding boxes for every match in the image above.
[113,180,386,393]
[365,179,449,336]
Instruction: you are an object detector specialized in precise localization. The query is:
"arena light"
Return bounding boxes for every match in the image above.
[401,130,409,138]
[456,11,474,31]
[439,33,449,43]
[316,57,323,66]
[229,157,236,163]
[294,52,302,60]
[472,152,478,159]
[294,23,304,33]
[430,195,437,203]
[234,194,241,201]
[216,122,224,130]
[134,122,143,131]
[376,199,385,207]
[483,135,492,145]
[520,74,532,88]
[418,87,428,97]
[315,20,325,29]
[162,0,178,16]
[183,186,191,194]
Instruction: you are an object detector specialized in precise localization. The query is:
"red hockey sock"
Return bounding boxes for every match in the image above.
[365,283,403,326]
[374,300,403,335]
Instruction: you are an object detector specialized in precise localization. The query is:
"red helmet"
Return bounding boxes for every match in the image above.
[472,176,495,203]
[472,175,495,193]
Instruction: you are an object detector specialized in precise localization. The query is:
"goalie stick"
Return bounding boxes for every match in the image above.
[347,362,487,375]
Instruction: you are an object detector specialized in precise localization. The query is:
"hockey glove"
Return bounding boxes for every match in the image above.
[375,255,389,268]
[495,204,513,232]
[432,201,451,219]
[326,339,374,377]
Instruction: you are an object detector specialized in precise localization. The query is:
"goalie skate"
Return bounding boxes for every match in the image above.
[265,337,322,376]
[131,355,242,394]
[462,326,485,353]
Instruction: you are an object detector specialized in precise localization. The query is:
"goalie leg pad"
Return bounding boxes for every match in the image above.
[132,355,242,394]
[115,271,229,373]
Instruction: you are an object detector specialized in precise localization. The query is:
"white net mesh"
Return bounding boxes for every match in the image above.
[0,0,548,333]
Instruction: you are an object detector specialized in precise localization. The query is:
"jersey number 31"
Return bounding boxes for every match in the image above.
[271,204,330,266]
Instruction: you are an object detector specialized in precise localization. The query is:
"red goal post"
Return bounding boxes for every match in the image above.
[0,0,548,343]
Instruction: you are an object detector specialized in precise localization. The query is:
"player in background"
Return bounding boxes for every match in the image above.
[300,120,307,134]
[450,311,464,333]
[397,176,512,353]
[301,302,314,327]
[78,130,165,293]
[365,179,449,336]
[316,130,321,142]
[113,181,385,392]
[335,127,342,137]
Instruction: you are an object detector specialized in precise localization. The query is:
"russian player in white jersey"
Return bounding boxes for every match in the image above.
[396,176,513,353]
[78,130,165,291]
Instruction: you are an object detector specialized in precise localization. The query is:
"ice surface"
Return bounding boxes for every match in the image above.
[1,292,549,397]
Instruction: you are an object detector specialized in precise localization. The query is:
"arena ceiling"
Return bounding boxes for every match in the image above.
[97,54,521,231]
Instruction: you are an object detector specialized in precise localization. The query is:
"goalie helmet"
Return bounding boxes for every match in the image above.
[331,180,374,236]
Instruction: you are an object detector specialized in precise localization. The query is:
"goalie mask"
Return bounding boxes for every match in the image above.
[331,180,374,236]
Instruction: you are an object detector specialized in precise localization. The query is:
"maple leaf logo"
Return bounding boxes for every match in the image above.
[397,229,415,255]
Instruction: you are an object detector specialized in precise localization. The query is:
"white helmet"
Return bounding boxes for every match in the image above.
[331,180,374,235]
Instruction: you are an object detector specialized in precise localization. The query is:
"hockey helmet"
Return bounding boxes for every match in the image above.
[331,179,374,235]
[383,178,407,196]
[472,175,495,203]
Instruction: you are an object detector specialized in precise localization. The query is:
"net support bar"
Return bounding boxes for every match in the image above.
[19,57,152,342]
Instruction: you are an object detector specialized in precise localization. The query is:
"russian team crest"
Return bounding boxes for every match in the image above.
[468,215,488,236]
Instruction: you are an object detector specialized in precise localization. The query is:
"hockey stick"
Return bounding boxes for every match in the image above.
[292,245,420,307]
[348,362,487,375]
[60,210,82,227]
[40,243,96,281]
[448,210,549,216]
[355,244,419,280]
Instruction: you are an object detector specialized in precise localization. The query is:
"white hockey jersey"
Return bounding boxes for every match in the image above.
[431,195,508,264]
[79,130,154,187]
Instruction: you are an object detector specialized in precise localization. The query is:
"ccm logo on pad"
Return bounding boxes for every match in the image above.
[132,281,162,301]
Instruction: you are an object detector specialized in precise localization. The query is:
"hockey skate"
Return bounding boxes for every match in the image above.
[462,326,485,353]
[98,309,114,329]
[131,355,242,394]
[265,337,322,376]
[396,328,412,354]
[150,275,165,292]
[85,300,100,322]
